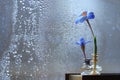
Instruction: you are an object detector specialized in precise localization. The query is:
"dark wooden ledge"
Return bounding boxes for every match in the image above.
[65,73,120,80]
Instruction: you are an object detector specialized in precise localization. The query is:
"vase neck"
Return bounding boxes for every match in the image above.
[84,59,91,65]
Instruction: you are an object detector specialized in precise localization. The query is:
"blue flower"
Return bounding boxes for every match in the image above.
[76,37,91,59]
[75,11,95,24]
[76,37,91,46]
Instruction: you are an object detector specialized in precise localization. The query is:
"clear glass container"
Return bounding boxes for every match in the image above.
[81,57,102,75]
[80,59,92,75]
[90,54,102,75]
[90,64,102,75]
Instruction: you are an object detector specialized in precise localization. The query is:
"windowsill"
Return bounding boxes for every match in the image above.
[65,73,120,80]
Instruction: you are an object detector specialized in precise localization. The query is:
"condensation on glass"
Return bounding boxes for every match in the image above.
[0,0,120,80]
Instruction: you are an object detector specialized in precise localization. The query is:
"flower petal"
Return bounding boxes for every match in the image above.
[85,41,92,44]
[76,42,81,45]
[76,38,85,46]
[75,16,87,24]
[87,12,95,19]
[76,38,91,46]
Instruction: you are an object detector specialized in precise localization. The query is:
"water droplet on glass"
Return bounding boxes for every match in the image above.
[22,2,25,5]
[13,51,17,54]
[18,54,22,58]
[6,70,9,73]
[24,72,27,74]
[30,74,33,77]
[28,57,33,63]
[30,57,33,61]
[28,60,30,63]
[26,50,30,53]
[13,55,17,58]
[29,11,32,14]
[23,6,25,9]
[20,0,22,3]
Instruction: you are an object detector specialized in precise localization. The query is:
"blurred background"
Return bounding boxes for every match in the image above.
[0,0,120,80]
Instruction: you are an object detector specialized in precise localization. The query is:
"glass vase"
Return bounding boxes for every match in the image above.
[80,59,92,75]
[90,54,102,75]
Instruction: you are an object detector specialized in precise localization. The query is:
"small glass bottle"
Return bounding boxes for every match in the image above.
[90,54,102,75]
[90,64,102,75]
[80,59,92,75]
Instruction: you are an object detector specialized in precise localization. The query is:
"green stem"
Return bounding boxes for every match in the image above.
[86,19,98,74]
[94,36,97,56]
[93,36,97,73]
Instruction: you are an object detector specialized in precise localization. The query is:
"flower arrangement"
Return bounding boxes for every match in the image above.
[76,37,91,60]
[75,11,101,75]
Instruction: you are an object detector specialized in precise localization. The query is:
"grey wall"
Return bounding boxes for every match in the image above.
[0,0,120,80]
